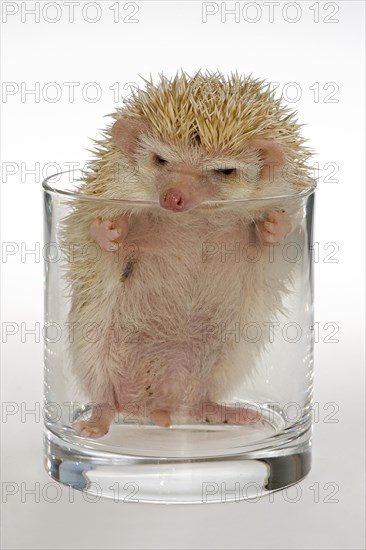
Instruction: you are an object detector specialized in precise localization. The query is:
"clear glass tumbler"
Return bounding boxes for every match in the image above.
[43,170,315,503]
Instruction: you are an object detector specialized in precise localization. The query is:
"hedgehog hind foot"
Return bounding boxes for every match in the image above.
[150,409,172,428]
[73,403,115,439]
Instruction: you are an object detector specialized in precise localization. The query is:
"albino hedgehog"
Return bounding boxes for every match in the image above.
[63,70,315,438]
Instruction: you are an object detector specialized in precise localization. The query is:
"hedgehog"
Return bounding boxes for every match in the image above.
[61,69,315,438]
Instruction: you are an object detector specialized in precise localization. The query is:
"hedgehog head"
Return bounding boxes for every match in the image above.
[85,70,315,209]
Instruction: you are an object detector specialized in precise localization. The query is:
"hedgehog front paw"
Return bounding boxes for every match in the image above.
[261,209,291,243]
[90,217,128,252]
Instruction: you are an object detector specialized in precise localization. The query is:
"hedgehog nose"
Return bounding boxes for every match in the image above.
[160,188,185,212]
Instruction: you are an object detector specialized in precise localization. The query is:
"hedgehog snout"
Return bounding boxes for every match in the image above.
[160,188,185,212]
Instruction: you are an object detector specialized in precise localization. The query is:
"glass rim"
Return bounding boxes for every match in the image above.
[42,170,317,206]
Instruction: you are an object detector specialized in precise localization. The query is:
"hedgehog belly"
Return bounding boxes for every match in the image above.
[104,223,269,416]
[69,215,283,422]
[107,339,223,417]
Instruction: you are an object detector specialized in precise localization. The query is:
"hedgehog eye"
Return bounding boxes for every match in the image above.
[215,168,235,175]
[155,154,167,165]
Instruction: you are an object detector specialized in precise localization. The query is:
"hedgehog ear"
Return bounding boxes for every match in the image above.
[248,139,285,179]
[112,118,148,156]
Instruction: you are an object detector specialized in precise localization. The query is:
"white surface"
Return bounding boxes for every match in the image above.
[1,1,365,548]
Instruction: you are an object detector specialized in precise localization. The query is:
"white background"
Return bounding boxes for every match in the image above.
[1,1,365,548]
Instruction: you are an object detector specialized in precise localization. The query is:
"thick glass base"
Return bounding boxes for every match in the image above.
[44,423,312,504]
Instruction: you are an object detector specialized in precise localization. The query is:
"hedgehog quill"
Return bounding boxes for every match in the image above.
[62,70,315,438]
